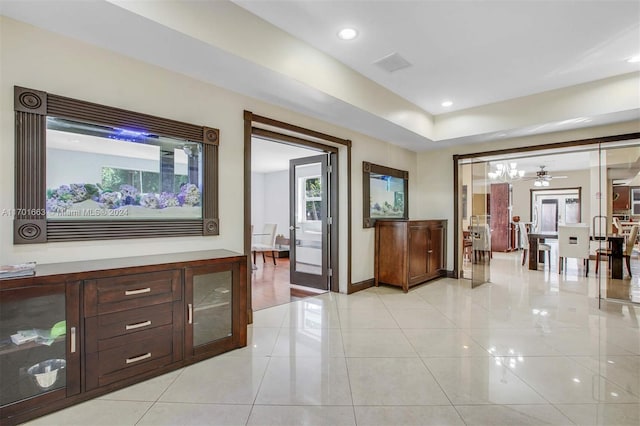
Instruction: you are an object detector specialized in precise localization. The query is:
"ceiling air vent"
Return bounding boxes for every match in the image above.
[373,52,412,73]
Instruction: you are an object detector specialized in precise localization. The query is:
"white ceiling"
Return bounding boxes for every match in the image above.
[233,0,640,114]
[1,0,639,152]
[251,137,321,173]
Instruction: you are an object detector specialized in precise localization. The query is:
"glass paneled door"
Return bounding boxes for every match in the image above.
[540,199,559,233]
[289,155,329,290]
[471,160,491,287]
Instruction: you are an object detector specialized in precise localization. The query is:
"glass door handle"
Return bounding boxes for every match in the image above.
[289,226,300,230]
[187,303,193,324]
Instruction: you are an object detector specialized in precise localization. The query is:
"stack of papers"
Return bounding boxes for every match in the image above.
[0,262,36,279]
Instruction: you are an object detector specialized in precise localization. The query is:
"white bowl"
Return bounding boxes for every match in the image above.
[27,359,66,389]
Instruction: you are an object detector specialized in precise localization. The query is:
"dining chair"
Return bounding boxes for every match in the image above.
[519,222,551,267]
[558,224,590,276]
[612,216,622,235]
[463,230,473,261]
[596,224,638,277]
[471,223,491,261]
[252,223,278,266]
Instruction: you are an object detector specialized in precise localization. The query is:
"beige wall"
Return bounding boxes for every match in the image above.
[0,17,417,291]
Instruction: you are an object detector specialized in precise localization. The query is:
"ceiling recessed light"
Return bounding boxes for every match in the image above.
[337,28,358,40]
[441,100,453,107]
[628,55,640,63]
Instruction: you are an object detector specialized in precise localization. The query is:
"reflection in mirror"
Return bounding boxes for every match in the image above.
[45,118,203,220]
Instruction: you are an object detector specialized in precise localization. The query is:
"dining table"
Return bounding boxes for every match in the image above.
[527,232,557,271]
[528,233,625,279]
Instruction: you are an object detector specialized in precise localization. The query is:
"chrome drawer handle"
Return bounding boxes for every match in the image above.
[126,352,151,364]
[125,320,151,331]
[125,287,151,296]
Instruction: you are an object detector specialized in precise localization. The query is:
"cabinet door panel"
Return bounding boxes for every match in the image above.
[0,282,80,416]
[408,225,429,281]
[428,225,445,274]
[376,223,406,285]
[185,262,241,359]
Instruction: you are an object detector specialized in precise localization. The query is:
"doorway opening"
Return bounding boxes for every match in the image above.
[244,111,351,321]
[531,188,582,232]
[454,134,640,305]
[251,139,336,310]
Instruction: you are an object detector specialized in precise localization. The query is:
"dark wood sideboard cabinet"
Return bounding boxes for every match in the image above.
[375,220,447,292]
[0,250,246,425]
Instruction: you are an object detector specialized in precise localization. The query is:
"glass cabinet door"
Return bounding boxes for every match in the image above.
[185,263,240,357]
[0,282,79,414]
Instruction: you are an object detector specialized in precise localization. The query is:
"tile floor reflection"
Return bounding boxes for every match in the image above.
[27,252,639,425]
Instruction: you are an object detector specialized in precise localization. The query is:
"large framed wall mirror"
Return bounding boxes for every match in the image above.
[362,162,409,228]
[13,86,220,243]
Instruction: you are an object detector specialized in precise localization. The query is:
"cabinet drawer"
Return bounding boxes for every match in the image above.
[85,326,173,389]
[84,270,181,316]
[85,303,173,350]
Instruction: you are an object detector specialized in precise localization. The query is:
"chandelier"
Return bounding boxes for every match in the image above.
[487,162,525,182]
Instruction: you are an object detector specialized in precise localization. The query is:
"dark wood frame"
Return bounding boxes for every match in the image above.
[13,86,220,244]
[362,162,409,228]
[452,132,640,279]
[243,111,353,322]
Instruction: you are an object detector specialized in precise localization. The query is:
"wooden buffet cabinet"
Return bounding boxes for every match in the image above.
[374,220,447,292]
[0,250,246,425]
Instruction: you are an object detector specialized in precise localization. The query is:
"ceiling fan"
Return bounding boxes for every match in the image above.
[523,166,568,186]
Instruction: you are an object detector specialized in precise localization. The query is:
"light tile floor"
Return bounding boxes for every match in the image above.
[27,252,639,425]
